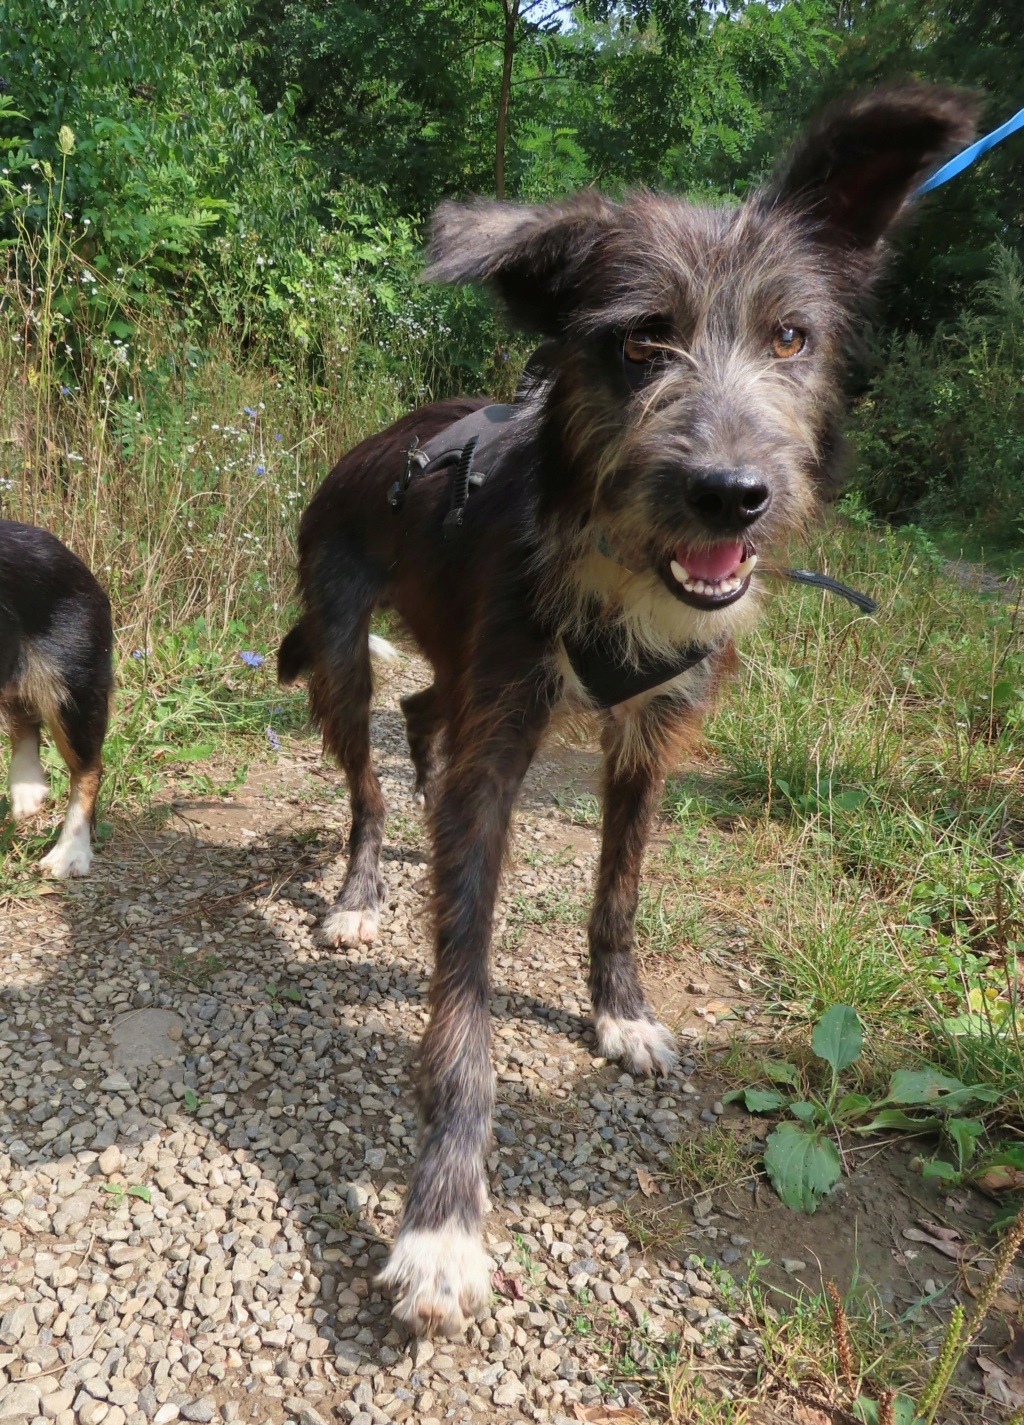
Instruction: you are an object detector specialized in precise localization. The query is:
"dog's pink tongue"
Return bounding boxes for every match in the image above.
[675,541,745,581]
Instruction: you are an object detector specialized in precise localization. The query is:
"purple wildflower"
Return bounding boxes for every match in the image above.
[266,726,281,751]
[131,648,151,659]
[243,406,257,418]
[274,433,283,442]
[256,464,265,475]
[239,650,265,668]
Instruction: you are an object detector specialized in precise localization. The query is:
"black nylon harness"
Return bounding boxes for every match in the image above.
[388,402,877,709]
[559,629,713,708]
[388,403,520,535]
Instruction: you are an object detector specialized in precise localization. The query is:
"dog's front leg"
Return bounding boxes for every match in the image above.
[588,700,700,1076]
[379,685,551,1337]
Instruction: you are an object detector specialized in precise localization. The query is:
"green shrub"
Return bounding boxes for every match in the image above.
[851,245,1024,539]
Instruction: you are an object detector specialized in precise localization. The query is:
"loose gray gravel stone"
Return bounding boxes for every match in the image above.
[180,1405,216,1424]
[0,1380,43,1423]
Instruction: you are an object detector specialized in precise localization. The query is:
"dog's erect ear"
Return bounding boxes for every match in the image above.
[767,85,979,248]
[423,191,620,334]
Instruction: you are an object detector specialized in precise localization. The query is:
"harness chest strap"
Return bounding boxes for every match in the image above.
[560,629,713,709]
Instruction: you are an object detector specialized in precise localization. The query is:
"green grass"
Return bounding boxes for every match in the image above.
[648,502,1024,1122]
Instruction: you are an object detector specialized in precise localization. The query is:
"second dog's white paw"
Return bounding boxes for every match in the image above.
[378,1224,492,1339]
[595,1013,678,1076]
[9,776,49,820]
[323,905,379,947]
[40,830,93,879]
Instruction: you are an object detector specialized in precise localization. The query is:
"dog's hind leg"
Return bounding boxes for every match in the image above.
[587,702,700,1076]
[7,705,49,820]
[39,686,109,879]
[400,685,442,807]
[379,678,552,1337]
[308,570,390,948]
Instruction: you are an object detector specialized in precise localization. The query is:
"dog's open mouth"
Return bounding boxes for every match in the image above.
[664,540,757,609]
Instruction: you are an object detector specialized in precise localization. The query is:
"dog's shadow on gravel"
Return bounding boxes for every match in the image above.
[1,796,664,1375]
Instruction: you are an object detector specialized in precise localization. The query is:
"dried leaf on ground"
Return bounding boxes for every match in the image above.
[695,998,736,1023]
[975,1165,1024,1192]
[917,1219,962,1242]
[572,1404,645,1422]
[636,1166,660,1197]
[750,1406,831,1425]
[1003,1317,1024,1371]
[902,1223,966,1261]
[490,1267,525,1301]
[977,1354,1024,1408]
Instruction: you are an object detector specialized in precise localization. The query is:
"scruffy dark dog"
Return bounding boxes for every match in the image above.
[280,86,975,1336]
[1,520,113,876]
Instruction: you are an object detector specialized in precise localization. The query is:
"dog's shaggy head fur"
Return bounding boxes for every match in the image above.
[425,85,976,660]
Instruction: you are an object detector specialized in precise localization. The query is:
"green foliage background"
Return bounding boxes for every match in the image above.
[1,0,1023,535]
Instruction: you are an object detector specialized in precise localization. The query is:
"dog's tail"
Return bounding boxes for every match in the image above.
[368,633,400,664]
[277,622,311,686]
[278,621,400,686]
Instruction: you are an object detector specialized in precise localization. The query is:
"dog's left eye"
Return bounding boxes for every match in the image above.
[623,332,663,364]
[771,324,807,359]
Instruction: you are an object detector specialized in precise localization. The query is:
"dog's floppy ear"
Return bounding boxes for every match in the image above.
[767,84,979,248]
[423,191,620,334]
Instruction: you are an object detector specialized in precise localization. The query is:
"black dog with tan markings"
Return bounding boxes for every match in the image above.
[1,520,113,877]
[280,86,976,1336]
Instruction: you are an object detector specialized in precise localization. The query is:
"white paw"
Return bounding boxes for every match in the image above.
[378,1224,492,1338]
[40,832,93,879]
[323,905,379,947]
[595,1013,678,1076]
[412,789,426,809]
[9,776,49,820]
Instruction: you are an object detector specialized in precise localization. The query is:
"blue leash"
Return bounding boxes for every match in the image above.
[914,103,1024,196]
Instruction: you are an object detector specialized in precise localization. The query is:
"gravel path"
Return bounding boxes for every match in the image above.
[0,650,758,1425]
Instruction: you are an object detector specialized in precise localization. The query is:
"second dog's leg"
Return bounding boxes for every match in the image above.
[379,689,550,1336]
[7,708,48,820]
[400,685,441,807]
[39,763,100,878]
[588,704,695,1076]
[39,696,107,879]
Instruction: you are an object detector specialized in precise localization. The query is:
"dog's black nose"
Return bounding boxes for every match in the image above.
[686,468,771,530]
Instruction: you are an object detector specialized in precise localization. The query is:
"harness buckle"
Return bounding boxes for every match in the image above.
[388,437,427,512]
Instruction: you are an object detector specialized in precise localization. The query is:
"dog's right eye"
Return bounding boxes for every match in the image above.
[623,332,663,364]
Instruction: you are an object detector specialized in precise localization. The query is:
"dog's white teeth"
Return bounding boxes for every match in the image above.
[672,557,752,599]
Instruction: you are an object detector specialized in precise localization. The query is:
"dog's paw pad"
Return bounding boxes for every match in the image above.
[378,1225,492,1339]
[595,1013,678,1076]
[323,906,379,947]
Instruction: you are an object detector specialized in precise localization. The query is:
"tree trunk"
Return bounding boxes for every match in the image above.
[495,0,520,199]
